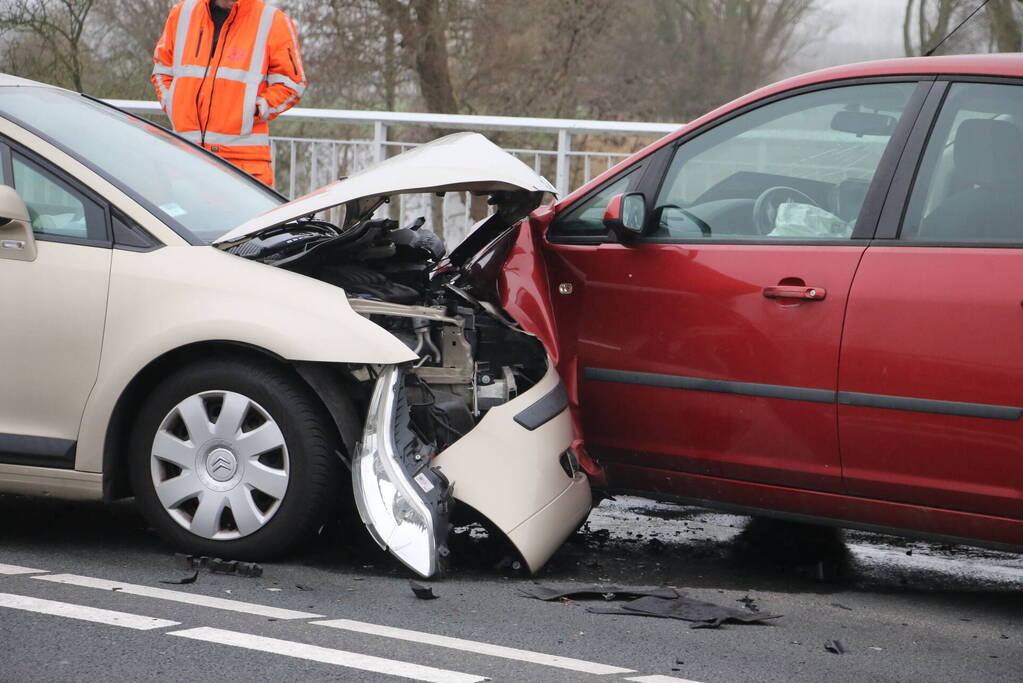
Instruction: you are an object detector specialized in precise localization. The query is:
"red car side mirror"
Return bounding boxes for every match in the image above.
[603,192,647,241]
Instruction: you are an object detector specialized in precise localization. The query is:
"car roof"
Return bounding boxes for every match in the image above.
[752,53,1023,103]
[554,53,1023,209]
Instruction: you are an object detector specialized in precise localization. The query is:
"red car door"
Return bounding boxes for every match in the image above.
[543,81,924,498]
[839,81,1023,531]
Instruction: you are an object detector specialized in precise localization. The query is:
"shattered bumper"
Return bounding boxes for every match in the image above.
[353,360,592,577]
[434,361,592,574]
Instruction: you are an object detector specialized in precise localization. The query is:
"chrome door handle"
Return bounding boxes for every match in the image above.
[1,240,25,250]
[763,285,826,301]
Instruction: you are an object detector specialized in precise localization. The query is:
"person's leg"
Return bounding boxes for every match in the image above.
[225,158,275,188]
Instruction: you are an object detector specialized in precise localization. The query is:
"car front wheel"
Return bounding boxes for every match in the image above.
[130,358,340,560]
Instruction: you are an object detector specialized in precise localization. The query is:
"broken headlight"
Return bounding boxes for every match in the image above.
[352,365,451,578]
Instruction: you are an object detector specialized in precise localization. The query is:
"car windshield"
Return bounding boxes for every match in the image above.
[0,87,282,242]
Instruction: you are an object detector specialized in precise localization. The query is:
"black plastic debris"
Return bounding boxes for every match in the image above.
[295,584,312,591]
[588,595,781,629]
[175,553,263,578]
[159,570,199,585]
[410,580,438,600]
[737,595,760,612]
[522,584,780,629]
[824,639,847,655]
[517,584,679,602]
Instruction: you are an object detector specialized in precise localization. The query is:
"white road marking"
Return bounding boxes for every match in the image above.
[0,592,178,630]
[0,563,46,575]
[314,618,634,675]
[624,676,705,683]
[168,627,487,683]
[33,573,321,620]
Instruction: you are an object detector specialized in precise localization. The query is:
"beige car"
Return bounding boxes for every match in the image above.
[0,75,591,577]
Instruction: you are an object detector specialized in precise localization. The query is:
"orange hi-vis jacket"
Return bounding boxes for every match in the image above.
[151,0,306,163]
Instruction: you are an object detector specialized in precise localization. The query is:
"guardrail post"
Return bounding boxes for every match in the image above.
[373,121,388,164]
[556,128,570,197]
[374,121,389,217]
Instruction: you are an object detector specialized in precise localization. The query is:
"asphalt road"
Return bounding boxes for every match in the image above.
[0,493,1019,683]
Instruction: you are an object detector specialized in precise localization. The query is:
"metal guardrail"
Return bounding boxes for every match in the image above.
[106,99,679,244]
[105,100,679,197]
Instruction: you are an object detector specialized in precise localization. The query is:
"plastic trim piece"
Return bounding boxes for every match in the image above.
[837,391,1022,421]
[585,367,1023,420]
[584,367,834,404]
[0,433,76,469]
[513,382,569,431]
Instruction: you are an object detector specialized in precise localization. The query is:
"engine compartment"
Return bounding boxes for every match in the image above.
[226,192,550,455]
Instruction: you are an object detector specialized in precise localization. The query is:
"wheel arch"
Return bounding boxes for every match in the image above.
[101,340,365,501]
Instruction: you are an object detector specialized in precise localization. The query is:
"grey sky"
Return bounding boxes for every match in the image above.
[784,0,908,77]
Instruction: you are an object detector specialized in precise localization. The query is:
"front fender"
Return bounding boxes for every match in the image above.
[76,246,415,472]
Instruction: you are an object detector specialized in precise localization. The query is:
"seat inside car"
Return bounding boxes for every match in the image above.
[921,118,1023,241]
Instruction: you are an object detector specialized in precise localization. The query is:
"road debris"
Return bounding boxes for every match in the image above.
[589,594,781,629]
[410,580,438,600]
[824,639,847,655]
[159,570,198,585]
[520,584,781,629]
[174,553,263,577]
[517,584,679,601]
[737,594,760,612]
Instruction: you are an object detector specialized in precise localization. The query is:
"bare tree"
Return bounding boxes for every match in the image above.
[90,0,172,99]
[374,0,458,114]
[903,0,1023,56]
[904,0,959,56]
[0,0,97,91]
[578,0,820,122]
[986,0,1023,51]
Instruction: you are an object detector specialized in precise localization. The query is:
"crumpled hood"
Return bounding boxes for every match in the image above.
[214,132,557,247]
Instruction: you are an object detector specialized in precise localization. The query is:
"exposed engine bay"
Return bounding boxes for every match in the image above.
[227,190,550,446]
[226,189,587,577]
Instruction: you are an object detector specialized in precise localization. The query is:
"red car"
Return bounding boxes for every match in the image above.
[503,53,1023,552]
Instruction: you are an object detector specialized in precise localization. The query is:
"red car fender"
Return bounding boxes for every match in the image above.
[499,207,607,487]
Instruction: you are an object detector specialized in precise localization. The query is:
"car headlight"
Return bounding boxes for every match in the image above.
[352,365,450,578]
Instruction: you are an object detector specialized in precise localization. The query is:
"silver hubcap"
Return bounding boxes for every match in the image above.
[150,390,290,540]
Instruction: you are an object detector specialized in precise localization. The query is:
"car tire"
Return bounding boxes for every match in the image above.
[130,357,340,560]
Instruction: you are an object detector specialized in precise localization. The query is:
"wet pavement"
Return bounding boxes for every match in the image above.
[0,492,1020,682]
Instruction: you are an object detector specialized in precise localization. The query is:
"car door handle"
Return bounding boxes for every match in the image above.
[763,285,826,301]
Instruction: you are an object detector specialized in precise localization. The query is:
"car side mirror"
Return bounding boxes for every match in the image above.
[0,185,37,262]
[603,192,647,240]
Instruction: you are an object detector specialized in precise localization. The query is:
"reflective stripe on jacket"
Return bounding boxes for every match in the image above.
[151,0,306,162]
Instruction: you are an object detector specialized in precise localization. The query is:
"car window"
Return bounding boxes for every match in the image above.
[652,82,917,241]
[12,153,106,242]
[551,169,638,236]
[900,83,1023,243]
[0,88,281,243]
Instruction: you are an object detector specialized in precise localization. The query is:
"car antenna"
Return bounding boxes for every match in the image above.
[924,0,991,56]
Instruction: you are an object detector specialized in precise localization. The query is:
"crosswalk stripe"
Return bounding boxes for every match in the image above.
[33,573,321,620]
[0,563,46,575]
[168,627,487,683]
[313,618,634,675]
[625,676,705,683]
[0,592,178,630]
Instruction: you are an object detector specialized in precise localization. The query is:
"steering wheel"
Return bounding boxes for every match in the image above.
[752,186,819,235]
